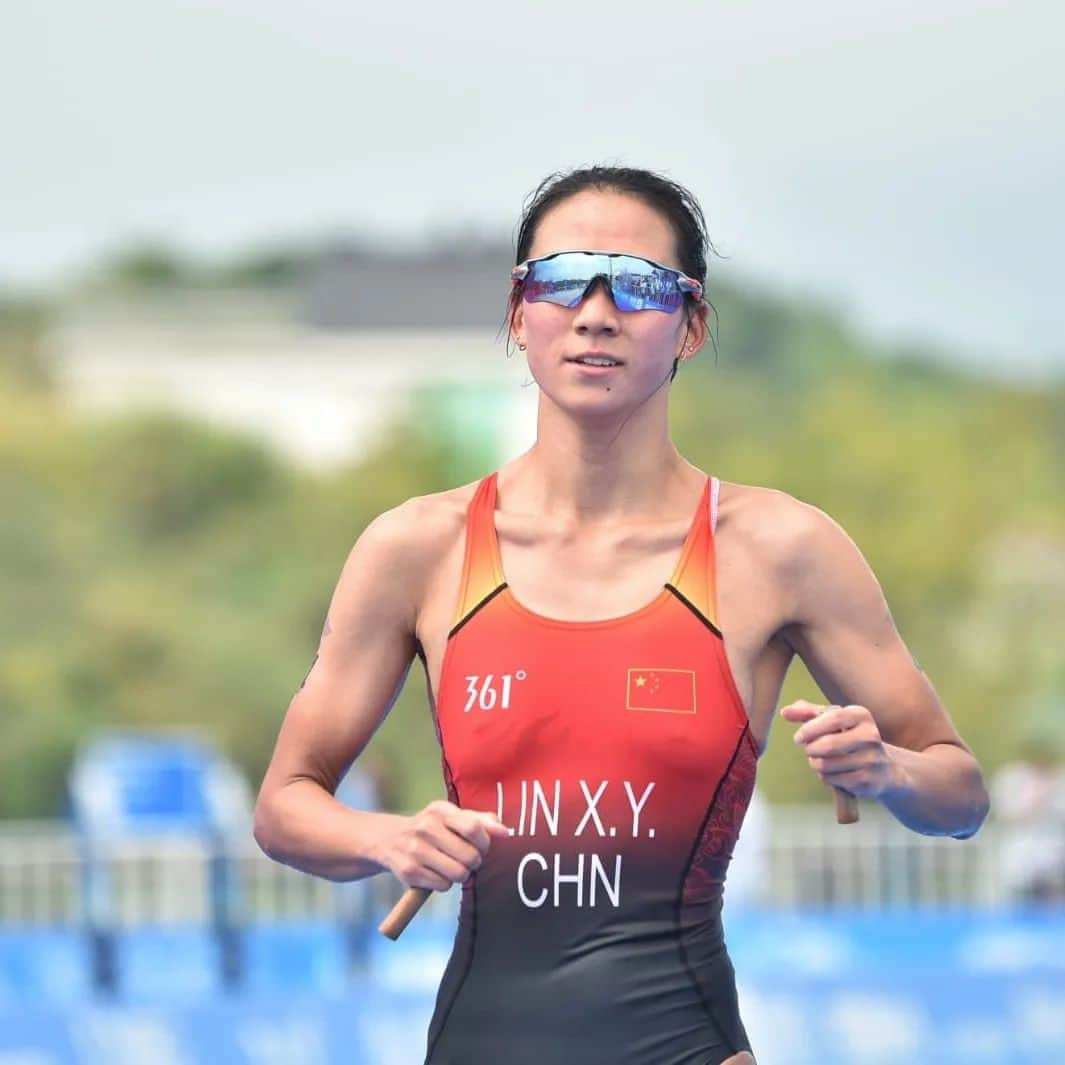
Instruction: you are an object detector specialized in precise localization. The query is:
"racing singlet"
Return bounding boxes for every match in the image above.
[421,471,758,1064]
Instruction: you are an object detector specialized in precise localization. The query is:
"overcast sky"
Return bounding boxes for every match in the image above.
[2,1,1062,378]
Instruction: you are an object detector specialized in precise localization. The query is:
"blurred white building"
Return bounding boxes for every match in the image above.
[47,249,540,470]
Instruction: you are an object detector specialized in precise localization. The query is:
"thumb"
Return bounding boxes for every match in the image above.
[475,810,512,836]
[779,699,823,723]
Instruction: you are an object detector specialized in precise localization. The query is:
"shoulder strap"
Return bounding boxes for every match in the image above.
[450,473,506,634]
[666,475,722,636]
[707,475,721,630]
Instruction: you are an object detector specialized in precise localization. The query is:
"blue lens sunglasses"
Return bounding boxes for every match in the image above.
[511,249,703,313]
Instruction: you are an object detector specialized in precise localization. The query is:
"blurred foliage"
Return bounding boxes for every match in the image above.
[101,244,192,287]
[0,301,54,393]
[93,241,313,292]
[90,234,512,293]
[1,286,1062,818]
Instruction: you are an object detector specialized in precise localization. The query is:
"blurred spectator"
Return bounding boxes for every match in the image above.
[991,714,1065,904]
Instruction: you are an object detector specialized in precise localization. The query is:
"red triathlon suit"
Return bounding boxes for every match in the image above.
[417,470,758,1065]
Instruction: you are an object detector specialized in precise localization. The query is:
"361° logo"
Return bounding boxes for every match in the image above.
[463,671,527,712]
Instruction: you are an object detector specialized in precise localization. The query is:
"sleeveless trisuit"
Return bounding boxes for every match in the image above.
[418,471,758,1064]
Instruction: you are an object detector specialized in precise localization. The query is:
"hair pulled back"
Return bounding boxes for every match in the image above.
[505,165,720,376]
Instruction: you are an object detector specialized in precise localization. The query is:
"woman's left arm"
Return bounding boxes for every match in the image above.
[776,501,990,839]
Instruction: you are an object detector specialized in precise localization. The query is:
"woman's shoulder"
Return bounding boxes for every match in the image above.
[358,477,485,569]
[717,478,848,574]
[323,479,487,637]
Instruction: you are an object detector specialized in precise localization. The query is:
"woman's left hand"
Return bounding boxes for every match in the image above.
[779,699,901,799]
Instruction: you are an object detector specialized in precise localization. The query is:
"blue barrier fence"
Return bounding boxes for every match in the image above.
[2,908,1063,1064]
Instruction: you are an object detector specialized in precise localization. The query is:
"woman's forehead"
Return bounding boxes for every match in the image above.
[528,190,678,265]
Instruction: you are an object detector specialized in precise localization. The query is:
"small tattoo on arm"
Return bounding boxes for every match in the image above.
[298,616,333,691]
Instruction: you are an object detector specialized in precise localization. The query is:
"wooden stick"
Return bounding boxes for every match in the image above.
[378,886,432,940]
[834,786,859,824]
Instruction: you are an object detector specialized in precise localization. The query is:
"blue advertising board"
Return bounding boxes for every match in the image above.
[1,910,1063,1064]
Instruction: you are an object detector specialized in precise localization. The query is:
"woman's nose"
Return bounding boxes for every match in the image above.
[573,277,619,331]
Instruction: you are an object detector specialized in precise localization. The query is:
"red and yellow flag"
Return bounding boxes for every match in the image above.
[626,668,697,714]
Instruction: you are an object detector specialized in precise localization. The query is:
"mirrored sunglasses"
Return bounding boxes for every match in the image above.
[511,250,703,313]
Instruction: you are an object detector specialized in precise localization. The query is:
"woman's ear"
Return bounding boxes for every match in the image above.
[511,300,526,348]
[683,300,709,355]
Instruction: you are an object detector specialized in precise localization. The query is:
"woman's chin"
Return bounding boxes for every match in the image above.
[539,385,642,421]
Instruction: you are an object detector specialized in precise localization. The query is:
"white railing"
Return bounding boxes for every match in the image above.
[0,807,1007,927]
[0,822,81,924]
[762,804,1005,909]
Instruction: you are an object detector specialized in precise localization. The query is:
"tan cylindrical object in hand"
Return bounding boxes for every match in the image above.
[834,786,859,824]
[378,886,432,940]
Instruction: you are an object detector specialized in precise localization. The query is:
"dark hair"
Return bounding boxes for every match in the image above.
[504,165,722,376]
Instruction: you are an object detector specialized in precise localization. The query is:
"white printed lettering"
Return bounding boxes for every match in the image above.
[575,780,608,837]
[623,781,656,837]
[517,779,528,836]
[530,780,560,836]
[553,853,585,907]
[589,854,623,907]
[478,674,498,709]
[463,675,479,713]
[462,672,525,713]
[517,852,548,907]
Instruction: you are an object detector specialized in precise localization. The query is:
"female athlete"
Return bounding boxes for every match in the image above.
[253,166,990,1064]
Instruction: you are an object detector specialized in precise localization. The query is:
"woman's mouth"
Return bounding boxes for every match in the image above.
[566,353,623,372]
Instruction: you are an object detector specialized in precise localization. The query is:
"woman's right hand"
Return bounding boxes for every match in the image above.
[376,800,511,891]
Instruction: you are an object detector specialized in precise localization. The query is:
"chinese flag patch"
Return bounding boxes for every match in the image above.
[626,668,697,714]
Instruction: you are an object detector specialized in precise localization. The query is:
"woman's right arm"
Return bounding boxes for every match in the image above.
[252,498,508,888]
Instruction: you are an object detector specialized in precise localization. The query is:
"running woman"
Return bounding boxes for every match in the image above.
[253,166,990,1064]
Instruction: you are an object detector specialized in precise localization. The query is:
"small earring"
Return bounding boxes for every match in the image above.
[518,343,527,351]
[686,345,695,351]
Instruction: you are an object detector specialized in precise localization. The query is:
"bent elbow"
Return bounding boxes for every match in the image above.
[252,794,283,862]
[952,782,991,840]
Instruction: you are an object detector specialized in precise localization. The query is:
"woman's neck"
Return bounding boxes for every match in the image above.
[501,398,702,525]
